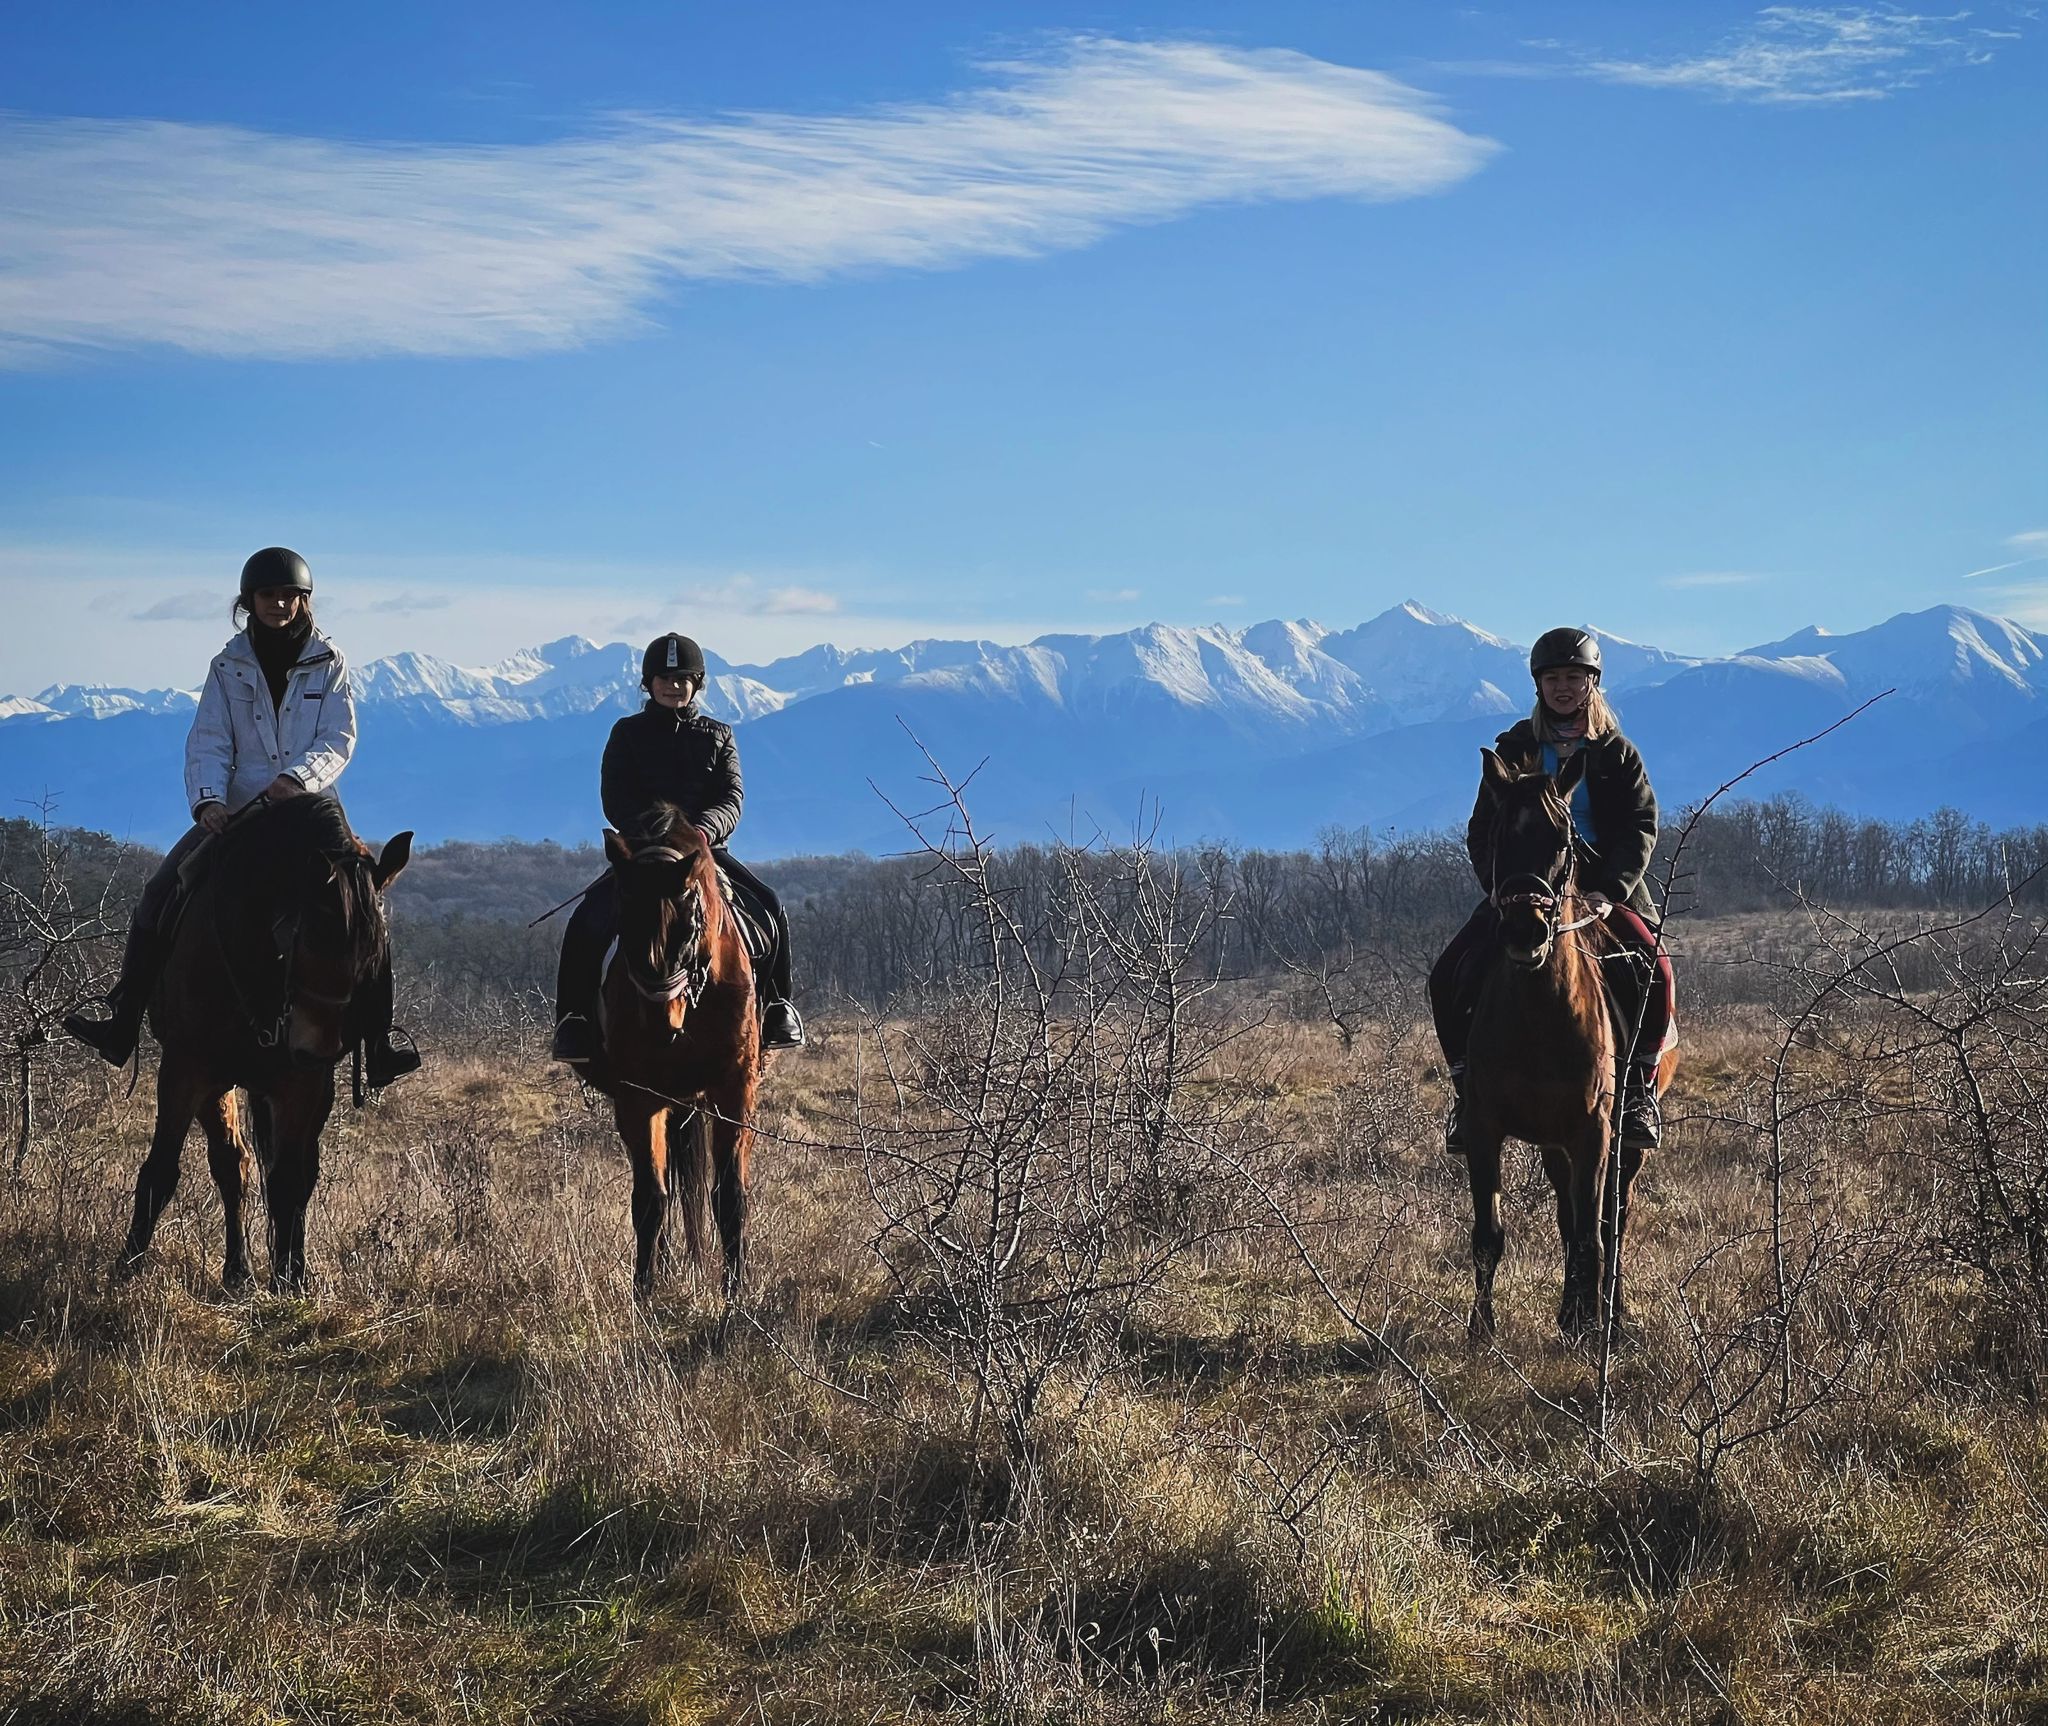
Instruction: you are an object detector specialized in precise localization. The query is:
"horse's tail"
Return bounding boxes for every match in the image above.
[669,1107,713,1268]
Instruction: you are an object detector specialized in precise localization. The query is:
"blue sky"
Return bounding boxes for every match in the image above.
[2,1,2043,691]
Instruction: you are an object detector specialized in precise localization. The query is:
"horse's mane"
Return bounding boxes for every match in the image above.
[211,797,385,979]
[215,795,363,881]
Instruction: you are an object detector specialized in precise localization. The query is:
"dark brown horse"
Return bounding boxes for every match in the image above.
[118,798,411,1290]
[1462,748,1677,1341]
[593,810,760,1299]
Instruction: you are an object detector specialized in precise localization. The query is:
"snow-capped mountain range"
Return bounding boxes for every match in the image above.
[4,601,2045,855]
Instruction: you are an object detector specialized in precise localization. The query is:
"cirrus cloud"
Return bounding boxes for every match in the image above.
[1577,5,2007,104]
[0,38,1496,367]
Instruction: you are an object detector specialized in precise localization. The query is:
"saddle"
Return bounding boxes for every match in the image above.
[716,865,776,967]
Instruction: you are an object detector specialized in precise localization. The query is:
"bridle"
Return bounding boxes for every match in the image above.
[620,844,708,1005]
[1487,786,1605,963]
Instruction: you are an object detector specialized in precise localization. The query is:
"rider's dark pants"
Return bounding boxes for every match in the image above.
[553,852,793,1027]
[1429,899,1674,1072]
[113,825,206,981]
[1428,902,1497,1070]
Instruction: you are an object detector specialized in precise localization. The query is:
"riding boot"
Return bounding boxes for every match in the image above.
[62,929,164,1066]
[761,999,806,1049]
[1620,1064,1663,1150]
[357,957,422,1088]
[1443,1063,1470,1159]
[755,889,804,1049]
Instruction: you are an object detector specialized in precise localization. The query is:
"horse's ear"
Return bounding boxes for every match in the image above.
[372,832,413,891]
[605,830,633,870]
[1481,748,1514,795]
[1554,750,1589,798]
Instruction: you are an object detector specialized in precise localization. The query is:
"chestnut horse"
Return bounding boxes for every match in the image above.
[593,810,760,1299]
[118,797,412,1290]
[1462,748,1676,1341]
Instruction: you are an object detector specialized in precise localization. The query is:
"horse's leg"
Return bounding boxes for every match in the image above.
[616,1095,670,1298]
[1466,1128,1507,1343]
[706,1082,754,1302]
[198,1087,254,1292]
[263,1073,334,1291]
[1552,1119,1608,1338]
[119,1053,200,1273]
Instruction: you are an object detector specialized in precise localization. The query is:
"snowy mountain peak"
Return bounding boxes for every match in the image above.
[32,684,197,719]
[1743,605,2047,698]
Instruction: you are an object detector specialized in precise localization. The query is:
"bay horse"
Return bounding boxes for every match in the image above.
[118,797,411,1290]
[593,809,760,1299]
[1462,748,1676,1342]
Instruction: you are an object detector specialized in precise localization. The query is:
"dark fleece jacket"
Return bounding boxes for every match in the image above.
[1465,717,1660,917]
[600,702,744,846]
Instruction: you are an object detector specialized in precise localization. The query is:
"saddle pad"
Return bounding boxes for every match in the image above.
[715,867,776,965]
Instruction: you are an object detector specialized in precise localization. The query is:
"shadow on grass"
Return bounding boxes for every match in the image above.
[379,1351,529,1442]
[1446,1467,1749,1598]
[1123,1323,1395,1393]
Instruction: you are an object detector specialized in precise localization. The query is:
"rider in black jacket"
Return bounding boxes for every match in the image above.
[551,633,804,1061]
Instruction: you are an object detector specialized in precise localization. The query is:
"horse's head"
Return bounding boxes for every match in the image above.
[281,830,412,1061]
[605,812,715,1011]
[1478,747,1584,970]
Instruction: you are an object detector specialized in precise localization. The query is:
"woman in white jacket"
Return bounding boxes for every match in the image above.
[65,548,420,1085]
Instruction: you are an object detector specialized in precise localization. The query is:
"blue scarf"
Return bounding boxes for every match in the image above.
[1541,739,1597,846]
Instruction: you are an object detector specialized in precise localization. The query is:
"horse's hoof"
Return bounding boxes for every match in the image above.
[221,1265,253,1297]
[1467,1305,1497,1345]
[111,1250,147,1284]
[1558,1302,1600,1341]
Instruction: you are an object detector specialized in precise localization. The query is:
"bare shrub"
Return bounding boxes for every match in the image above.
[0,801,129,1175]
[850,756,1284,1530]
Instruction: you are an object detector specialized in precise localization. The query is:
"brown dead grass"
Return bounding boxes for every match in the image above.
[0,962,2043,1723]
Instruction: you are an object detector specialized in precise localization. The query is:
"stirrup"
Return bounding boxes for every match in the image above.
[1619,1076,1663,1150]
[551,1016,598,1064]
[363,1027,423,1089]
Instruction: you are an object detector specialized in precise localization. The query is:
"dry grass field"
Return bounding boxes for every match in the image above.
[1,933,2045,1723]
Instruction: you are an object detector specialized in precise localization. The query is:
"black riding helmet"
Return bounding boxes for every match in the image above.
[1528,627,1602,683]
[641,632,707,689]
[240,546,313,604]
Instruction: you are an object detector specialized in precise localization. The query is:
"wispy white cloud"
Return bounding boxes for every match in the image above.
[1467,6,2014,104]
[360,593,455,614]
[1086,588,1144,604]
[0,541,1076,690]
[1977,579,2048,629]
[1961,528,2048,579]
[1201,594,1246,608]
[1661,570,1769,588]
[0,38,1496,366]
[673,576,840,617]
[132,590,224,622]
